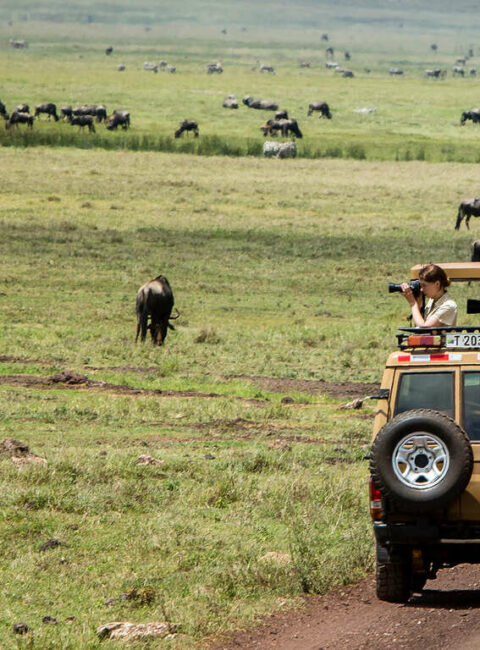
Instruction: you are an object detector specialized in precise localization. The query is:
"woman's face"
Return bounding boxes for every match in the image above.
[420,279,442,299]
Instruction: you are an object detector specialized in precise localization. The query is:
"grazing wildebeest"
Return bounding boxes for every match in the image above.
[222,95,238,109]
[34,103,59,121]
[307,101,332,118]
[275,110,288,120]
[389,68,403,76]
[325,46,334,58]
[95,105,107,122]
[259,64,275,74]
[175,119,199,138]
[60,105,73,120]
[455,199,480,230]
[260,118,302,138]
[452,65,465,77]
[242,96,278,111]
[9,39,27,48]
[470,68,477,77]
[144,62,158,72]
[321,33,329,41]
[72,104,98,117]
[344,51,351,60]
[68,115,95,132]
[117,64,126,71]
[425,68,445,79]
[5,111,34,129]
[472,240,480,262]
[325,61,339,69]
[16,104,30,114]
[342,69,354,78]
[105,110,130,130]
[461,109,480,124]
[135,275,179,345]
[167,65,176,73]
[207,62,223,74]
[105,46,113,55]
[456,57,468,65]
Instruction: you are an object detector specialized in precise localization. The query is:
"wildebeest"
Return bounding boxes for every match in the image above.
[222,95,238,109]
[389,68,403,76]
[321,33,329,41]
[167,65,176,74]
[472,240,480,262]
[455,199,480,230]
[275,110,288,120]
[470,68,477,77]
[456,57,468,65]
[207,62,223,74]
[60,105,73,120]
[325,46,334,58]
[342,69,354,78]
[5,111,34,129]
[68,115,95,132]
[307,101,332,118]
[105,46,113,55]
[105,110,130,130]
[425,68,445,79]
[143,62,158,72]
[260,118,302,138]
[135,275,179,345]
[34,103,59,121]
[452,66,465,77]
[0,100,8,119]
[95,105,107,122]
[259,64,275,74]
[299,61,311,68]
[344,51,351,60]
[9,39,28,49]
[461,109,480,124]
[117,64,126,71]
[175,119,199,138]
[325,61,339,70]
[16,104,30,114]
[242,96,278,111]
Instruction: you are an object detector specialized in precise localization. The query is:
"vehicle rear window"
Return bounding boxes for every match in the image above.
[463,373,480,441]
[395,372,454,418]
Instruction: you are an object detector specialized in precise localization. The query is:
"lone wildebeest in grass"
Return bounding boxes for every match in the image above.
[34,103,59,121]
[455,198,480,230]
[135,275,179,345]
[307,101,332,118]
[242,96,278,111]
[461,109,480,124]
[175,119,199,137]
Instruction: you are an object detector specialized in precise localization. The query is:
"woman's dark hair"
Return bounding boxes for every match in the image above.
[419,264,450,288]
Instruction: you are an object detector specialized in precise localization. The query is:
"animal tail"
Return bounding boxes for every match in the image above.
[455,205,464,230]
[136,290,149,342]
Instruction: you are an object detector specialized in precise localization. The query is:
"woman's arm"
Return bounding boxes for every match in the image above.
[400,283,441,327]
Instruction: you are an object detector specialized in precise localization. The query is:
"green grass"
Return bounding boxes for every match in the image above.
[2,3,480,645]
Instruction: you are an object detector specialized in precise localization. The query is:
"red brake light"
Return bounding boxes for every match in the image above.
[407,335,441,347]
[369,478,383,521]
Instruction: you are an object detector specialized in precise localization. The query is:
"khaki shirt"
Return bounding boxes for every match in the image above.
[424,293,457,326]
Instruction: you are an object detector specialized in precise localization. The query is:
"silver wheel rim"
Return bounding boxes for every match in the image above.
[392,432,450,490]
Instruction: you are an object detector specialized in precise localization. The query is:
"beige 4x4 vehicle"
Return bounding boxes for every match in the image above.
[369,263,480,602]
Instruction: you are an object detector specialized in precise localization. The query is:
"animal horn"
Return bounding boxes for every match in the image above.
[169,308,180,320]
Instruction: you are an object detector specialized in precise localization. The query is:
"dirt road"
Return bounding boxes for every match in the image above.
[213,564,480,649]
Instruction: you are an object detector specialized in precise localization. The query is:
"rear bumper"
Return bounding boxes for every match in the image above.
[374,520,480,545]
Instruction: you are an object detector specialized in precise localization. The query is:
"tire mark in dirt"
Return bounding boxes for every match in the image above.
[225,374,380,399]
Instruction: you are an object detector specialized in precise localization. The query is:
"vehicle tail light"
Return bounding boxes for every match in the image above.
[369,478,383,521]
[407,335,441,347]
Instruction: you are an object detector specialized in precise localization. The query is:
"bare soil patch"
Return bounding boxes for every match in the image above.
[210,563,480,650]
[226,375,380,399]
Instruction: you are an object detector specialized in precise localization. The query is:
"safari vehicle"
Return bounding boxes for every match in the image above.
[369,263,480,602]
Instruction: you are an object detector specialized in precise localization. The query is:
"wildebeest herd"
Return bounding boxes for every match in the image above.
[0,100,130,133]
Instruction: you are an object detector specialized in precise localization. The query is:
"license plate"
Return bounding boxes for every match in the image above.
[445,333,480,348]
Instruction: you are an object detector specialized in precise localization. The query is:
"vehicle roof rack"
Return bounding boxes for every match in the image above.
[410,263,480,282]
[396,326,480,349]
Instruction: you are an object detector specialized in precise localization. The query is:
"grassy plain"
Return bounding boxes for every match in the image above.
[1,146,479,647]
[2,0,480,646]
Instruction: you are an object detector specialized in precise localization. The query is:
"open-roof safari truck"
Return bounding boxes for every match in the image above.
[369,263,480,602]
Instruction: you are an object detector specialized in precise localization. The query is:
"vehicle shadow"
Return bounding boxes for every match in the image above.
[408,589,480,609]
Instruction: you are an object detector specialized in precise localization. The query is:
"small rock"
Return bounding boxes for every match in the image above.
[105,598,117,606]
[281,396,294,404]
[136,454,164,466]
[42,616,57,624]
[39,538,63,552]
[97,621,177,640]
[99,451,107,456]
[13,623,30,634]
[340,398,364,410]
[204,453,215,460]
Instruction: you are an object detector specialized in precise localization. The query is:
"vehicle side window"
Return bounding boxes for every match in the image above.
[463,372,480,441]
[395,372,454,418]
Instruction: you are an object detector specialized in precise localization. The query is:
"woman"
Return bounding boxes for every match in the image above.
[401,264,457,327]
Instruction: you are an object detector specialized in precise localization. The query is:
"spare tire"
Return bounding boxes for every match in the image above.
[370,409,473,513]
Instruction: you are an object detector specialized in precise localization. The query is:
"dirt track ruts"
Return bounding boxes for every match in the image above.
[211,563,480,649]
